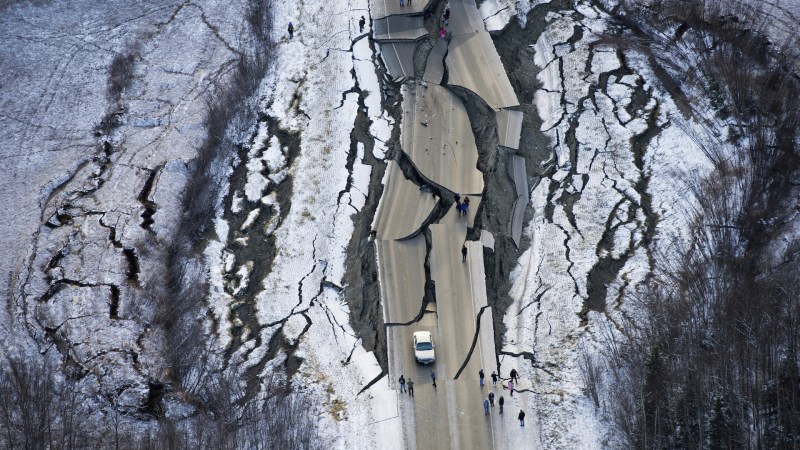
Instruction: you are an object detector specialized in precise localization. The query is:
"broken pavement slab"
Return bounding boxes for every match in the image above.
[507,154,528,247]
[496,109,523,150]
[446,32,519,110]
[447,0,486,36]
[373,161,438,240]
[423,38,448,84]
[379,42,417,80]
[401,83,484,195]
[376,235,428,324]
[427,206,503,449]
[373,15,428,42]
[369,0,433,20]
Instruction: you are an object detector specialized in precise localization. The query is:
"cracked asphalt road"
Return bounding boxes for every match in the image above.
[371,0,528,448]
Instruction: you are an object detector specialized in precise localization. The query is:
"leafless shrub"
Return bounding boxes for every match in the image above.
[108,47,139,99]
[152,0,276,412]
[598,0,800,447]
[112,374,325,450]
[0,357,90,449]
[578,344,602,409]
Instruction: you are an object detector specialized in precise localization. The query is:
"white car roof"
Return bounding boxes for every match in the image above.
[413,331,432,341]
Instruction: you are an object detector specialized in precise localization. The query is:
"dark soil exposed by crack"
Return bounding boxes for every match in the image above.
[468,2,566,364]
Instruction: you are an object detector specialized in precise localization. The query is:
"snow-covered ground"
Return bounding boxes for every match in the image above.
[1,0,767,446]
[203,0,400,447]
[0,0,396,445]
[499,1,719,448]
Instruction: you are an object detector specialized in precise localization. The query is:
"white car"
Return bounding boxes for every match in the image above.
[413,331,435,364]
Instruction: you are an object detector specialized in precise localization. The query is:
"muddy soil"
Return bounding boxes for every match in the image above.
[471,1,568,360]
[341,36,404,371]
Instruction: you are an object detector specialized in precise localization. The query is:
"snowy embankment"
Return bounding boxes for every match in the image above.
[0,0,396,444]
[1,0,258,412]
[499,1,716,447]
[203,0,399,447]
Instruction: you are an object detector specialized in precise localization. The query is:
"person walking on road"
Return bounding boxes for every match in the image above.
[507,380,514,396]
[359,16,366,33]
[479,369,485,387]
[431,370,437,388]
[399,375,406,393]
[510,368,519,384]
[484,398,490,415]
[518,410,526,427]
[488,391,495,407]
[463,196,470,214]
[491,371,498,385]
[288,22,294,39]
[462,244,467,262]
[407,378,415,397]
[499,396,505,414]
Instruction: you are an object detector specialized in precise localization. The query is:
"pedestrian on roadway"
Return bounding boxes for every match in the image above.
[400,0,404,7]
[288,22,294,39]
[507,380,514,396]
[408,0,412,6]
[499,396,505,414]
[491,371,498,385]
[488,391,495,407]
[454,192,461,204]
[439,26,447,39]
[408,378,415,396]
[399,375,406,393]
[359,16,366,33]
[484,398,490,415]
[479,369,485,387]
[463,196,470,213]
[431,370,437,388]
[518,410,526,427]
[510,368,519,384]
[462,244,467,262]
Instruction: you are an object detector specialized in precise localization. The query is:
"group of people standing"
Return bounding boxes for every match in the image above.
[438,2,451,39]
[398,368,526,429]
[455,194,470,216]
[480,368,524,426]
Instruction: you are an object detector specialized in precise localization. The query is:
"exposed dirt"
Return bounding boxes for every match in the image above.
[341,36,404,371]
[470,2,567,364]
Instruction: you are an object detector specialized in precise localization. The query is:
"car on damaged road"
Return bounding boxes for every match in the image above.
[413,331,435,364]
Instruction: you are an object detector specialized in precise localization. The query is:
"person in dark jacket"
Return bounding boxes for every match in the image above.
[399,374,406,393]
[499,396,505,414]
[488,391,495,406]
[510,368,518,383]
[462,244,468,262]
[288,22,294,39]
[518,410,526,426]
[407,378,415,397]
[359,16,366,33]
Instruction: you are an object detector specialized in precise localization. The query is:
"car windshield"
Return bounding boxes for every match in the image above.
[416,342,433,351]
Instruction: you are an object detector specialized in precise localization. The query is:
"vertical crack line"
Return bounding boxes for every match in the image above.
[453,305,491,380]
[357,370,387,396]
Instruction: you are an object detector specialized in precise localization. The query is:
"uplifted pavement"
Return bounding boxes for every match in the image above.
[374,0,534,448]
[401,83,484,195]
